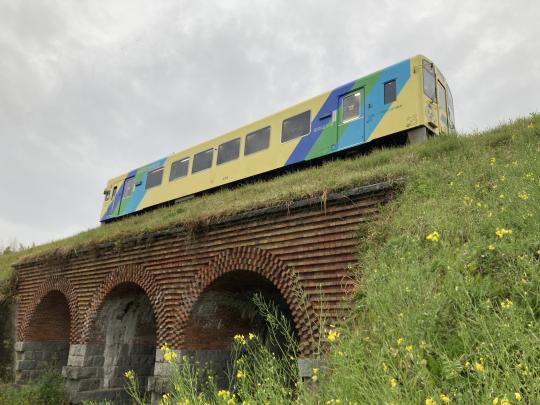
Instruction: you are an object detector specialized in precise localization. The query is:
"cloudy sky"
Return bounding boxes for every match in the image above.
[1,0,539,248]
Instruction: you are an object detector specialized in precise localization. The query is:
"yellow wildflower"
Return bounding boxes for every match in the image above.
[463,196,473,206]
[495,228,513,238]
[160,343,170,352]
[474,359,485,373]
[227,399,235,405]
[426,231,440,242]
[528,122,534,129]
[311,374,318,382]
[493,398,499,405]
[501,298,513,309]
[514,392,522,401]
[248,332,256,340]
[124,369,135,380]
[218,390,232,399]
[236,370,246,379]
[488,244,495,250]
[425,398,437,405]
[501,398,510,405]
[327,330,340,342]
[518,191,529,200]
[406,345,413,353]
[397,337,404,346]
[490,157,496,166]
[164,350,177,363]
[440,393,450,404]
[389,378,398,388]
[234,334,247,345]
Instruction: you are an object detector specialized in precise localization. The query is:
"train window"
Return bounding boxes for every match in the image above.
[423,59,436,101]
[123,177,135,198]
[342,92,360,123]
[437,81,448,127]
[245,126,270,155]
[384,80,397,104]
[217,138,240,165]
[192,149,214,173]
[281,111,311,143]
[146,167,164,189]
[169,158,190,181]
[111,186,117,200]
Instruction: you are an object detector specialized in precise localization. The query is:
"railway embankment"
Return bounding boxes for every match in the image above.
[0,113,539,404]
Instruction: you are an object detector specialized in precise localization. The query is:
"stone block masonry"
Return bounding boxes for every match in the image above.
[13,181,397,403]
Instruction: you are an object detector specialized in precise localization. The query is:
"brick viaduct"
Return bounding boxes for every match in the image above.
[13,182,395,403]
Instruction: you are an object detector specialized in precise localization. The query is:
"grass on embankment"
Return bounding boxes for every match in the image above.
[315,114,540,404]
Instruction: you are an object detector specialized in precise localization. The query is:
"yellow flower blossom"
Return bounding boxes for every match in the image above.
[501,398,510,405]
[327,330,340,342]
[124,369,135,380]
[493,397,499,405]
[425,397,437,405]
[495,228,513,238]
[488,244,495,250]
[501,298,513,309]
[426,231,440,242]
[248,332,256,340]
[440,393,450,404]
[474,359,485,373]
[463,196,473,206]
[389,378,398,388]
[236,370,246,379]
[234,334,247,345]
[528,122,535,129]
[164,350,177,363]
[518,191,529,200]
[406,345,413,353]
[490,157,496,166]
[218,390,232,399]
[397,337,404,346]
[311,374,318,382]
[514,392,522,401]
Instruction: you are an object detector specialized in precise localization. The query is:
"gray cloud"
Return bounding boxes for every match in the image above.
[1,0,539,246]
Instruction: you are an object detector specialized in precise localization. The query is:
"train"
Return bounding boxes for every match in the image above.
[100,54,454,222]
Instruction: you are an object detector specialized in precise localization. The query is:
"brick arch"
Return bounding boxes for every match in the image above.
[81,264,167,344]
[19,276,80,343]
[178,247,317,354]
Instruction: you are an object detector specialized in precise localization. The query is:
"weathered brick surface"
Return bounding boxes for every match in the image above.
[15,182,396,355]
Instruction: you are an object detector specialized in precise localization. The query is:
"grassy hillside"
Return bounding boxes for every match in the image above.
[316,114,540,404]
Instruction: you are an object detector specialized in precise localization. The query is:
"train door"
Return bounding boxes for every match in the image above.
[117,176,135,215]
[436,80,449,133]
[337,88,365,150]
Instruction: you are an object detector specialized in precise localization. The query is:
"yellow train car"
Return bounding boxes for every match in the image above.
[101,54,454,222]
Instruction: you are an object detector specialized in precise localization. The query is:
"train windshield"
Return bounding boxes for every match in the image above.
[447,87,455,130]
[422,60,436,101]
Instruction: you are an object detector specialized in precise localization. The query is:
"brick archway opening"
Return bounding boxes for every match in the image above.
[182,270,298,386]
[86,282,156,402]
[23,290,71,378]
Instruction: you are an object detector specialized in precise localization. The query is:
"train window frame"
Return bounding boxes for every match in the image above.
[192,148,214,174]
[384,80,397,104]
[146,167,164,189]
[341,92,361,124]
[281,110,311,143]
[245,126,271,156]
[423,59,436,101]
[169,157,190,182]
[217,138,241,165]
[111,186,118,200]
[123,177,136,198]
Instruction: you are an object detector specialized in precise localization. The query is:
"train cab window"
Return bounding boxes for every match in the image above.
[217,138,240,165]
[447,88,455,130]
[342,92,361,123]
[281,111,311,142]
[423,59,436,101]
[123,177,135,198]
[384,80,397,104]
[146,167,164,189]
[437,81,448,127]
[111,186,117,199]
[170,158,190,181]
[192,149,214,173]
[245,126,270,155]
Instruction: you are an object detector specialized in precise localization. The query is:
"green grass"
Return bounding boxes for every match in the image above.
[318,114,540,404]
[0,372,67,405]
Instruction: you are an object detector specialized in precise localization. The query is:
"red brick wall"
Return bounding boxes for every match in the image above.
[15,183,395,355]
